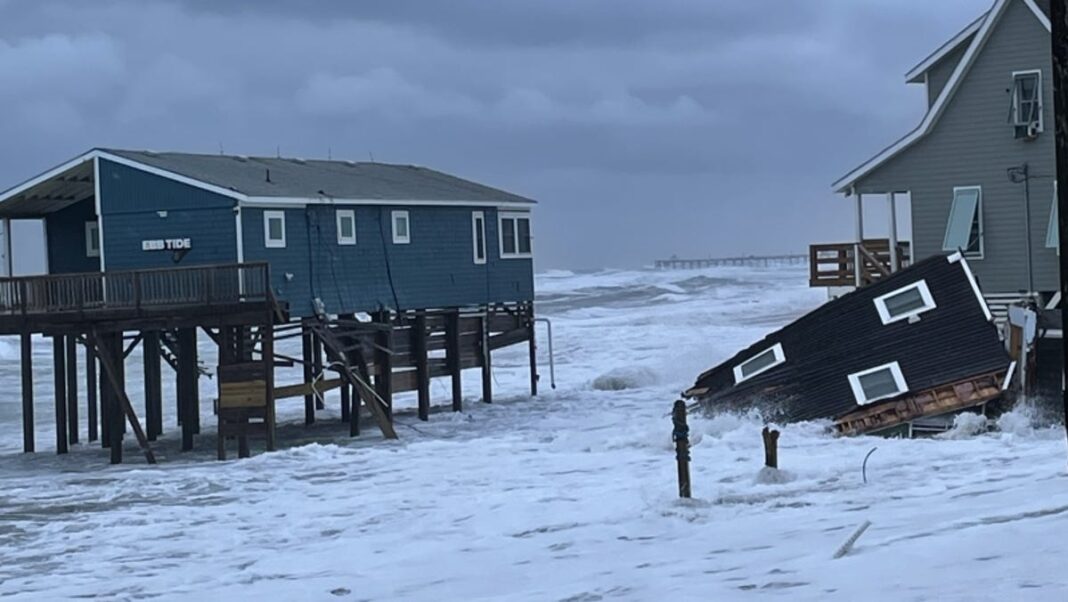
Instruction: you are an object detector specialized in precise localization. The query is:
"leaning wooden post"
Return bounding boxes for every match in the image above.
[762,426,780,469]
[672,400,691,498]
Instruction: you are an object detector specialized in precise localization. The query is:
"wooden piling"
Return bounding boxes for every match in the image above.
[21,331,34,453]
[527,308,538,397]
[86,341,97,442]
[302,326,315,424]
[65,335,78,445]
[672,400,691,498]
[262,323,276,452]
[178,327,198,451]
[762,426,780,469]
[374,310,393,420]
[480,311,493,404]
[312,331,325,411]
[143,331,162,441]
[105,332,125,464]
[52,335,68,455]
[446,310,462,412]
[414,311,430,421]
[340,381,351,422]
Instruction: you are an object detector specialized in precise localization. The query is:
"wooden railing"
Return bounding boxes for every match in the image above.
[809,240,911,287]
[0,262,271,316]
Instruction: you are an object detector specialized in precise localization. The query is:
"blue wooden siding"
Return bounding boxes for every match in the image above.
[241,204,534,317]
[45,197,99,274]
[97,159,238,270]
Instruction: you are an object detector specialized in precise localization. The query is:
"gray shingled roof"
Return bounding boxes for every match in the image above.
[101,149,535,204]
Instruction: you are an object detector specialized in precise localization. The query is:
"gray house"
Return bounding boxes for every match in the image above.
[817,0,1056,310]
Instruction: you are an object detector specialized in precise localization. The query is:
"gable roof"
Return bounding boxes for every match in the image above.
[904,12,986,84]
[684,254,1010,423]
[833,0,1051,194]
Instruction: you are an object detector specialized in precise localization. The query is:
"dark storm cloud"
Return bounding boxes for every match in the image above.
[0,0,992,270]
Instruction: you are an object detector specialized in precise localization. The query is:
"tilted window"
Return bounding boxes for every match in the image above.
[392,210,410,244]
[1048,182,1059,253]
[732,342,785,384]
[264,210,286,248]
[942,187,982,256]
[472,211,487,264]
[499,212,532,258]
[848,361,908,405]
[1010,70,1043,137]
[336,209,356,245]
[873,280,936,325]
[85,221,100,258]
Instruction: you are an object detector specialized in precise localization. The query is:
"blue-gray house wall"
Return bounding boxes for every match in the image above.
[241,204,534,317]
[45,197,99,274]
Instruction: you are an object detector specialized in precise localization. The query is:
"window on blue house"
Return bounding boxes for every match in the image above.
[472,211,486,264]
[85,221,100,258]
[942,186,982,257]
[499,212,532,258]
[392,210,410,244]
[337,209,356,245]
[264,210,286,248]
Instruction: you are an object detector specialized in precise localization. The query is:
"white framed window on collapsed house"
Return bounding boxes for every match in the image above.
[847,361,908,405]
[85,221,100,258]
[1010,70,1043,137]
[1047,182,1059,254]
[472,211,487,264]
[499,212,532,258]
[264,210,286,248]
[732,342,786,384]
[942,186,983,258]
[873,280,937,325]
[336,209,356,246]
[391,210,410,244]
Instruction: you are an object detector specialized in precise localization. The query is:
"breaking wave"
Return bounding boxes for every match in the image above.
[591,366,658,391]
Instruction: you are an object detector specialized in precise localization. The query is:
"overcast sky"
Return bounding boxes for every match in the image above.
[0,0,992,270]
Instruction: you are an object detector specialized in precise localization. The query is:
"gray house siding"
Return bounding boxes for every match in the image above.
[926,42,970,107]
[97,159,239,271]
[45,197,99,274]
[241,204,534,317]
[853,0,1055,295]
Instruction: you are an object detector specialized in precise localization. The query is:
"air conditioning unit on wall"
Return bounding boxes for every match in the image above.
[1026,121,1042,138]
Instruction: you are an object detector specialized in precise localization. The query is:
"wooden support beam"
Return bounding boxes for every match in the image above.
[95,332,156,465]
[104,332,124,463]
[143,331,162,441]
[480,312,493,404]
[302,327,315,425]
[312,330,325,411]
[122,333,143,359]
[262,323,276,452]
[527,307,538,397]
[374,310,393,421]
[177,327,198,451]
[414,311,430,421]
[86,339,97,442]
[273,378,344,399]
[21,331,34,453]
[446,311,462,412]
[98,333,112,449]
[66,335,79,445]
[340,381,351,422]
[53,336,68,454]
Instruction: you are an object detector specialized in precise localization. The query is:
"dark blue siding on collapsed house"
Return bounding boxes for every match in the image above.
[97,159,238,270]
[241,204,534,317]
[45,197,99,274]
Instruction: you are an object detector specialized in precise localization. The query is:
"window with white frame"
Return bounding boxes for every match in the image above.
[85,221,100,258]
[472,211,487,264]
[336,209,356,245]
[1010,70,1043,137]
[391,210,410,244]
[264,210,286,248]
[847,361,908,405]
[499,212,532,258]
[1048,182,1059,253]
[873,280,936,325]
[942,186,982,256]
[732,342,785,384]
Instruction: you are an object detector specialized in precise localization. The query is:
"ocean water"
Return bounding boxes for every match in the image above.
[0,264,1066,600]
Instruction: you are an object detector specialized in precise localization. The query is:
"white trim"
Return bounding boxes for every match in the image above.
[732,342,786,384]
[93,156,105,271]
[834,0,1051,193]
[1010,69,1044,132]
[1045,291,1061,310]
[241,196,534,210]
[1001,361,1017,391]
[263,210,286,248]
[85,221,100,258]
[391,210,410,244]
[943,185,984,259]
[498,211,533,259]
[336,208,356,245]
[947,253,994,322]
[1022,0,1052,31]
[472,211,487,265]
[847,361,908,405]
[0,152,97,205]
[904,13,985,83]
[873,279,937,325]
[234,204,244,263]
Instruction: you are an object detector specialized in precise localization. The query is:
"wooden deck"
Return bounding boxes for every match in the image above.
[809,239,911,287]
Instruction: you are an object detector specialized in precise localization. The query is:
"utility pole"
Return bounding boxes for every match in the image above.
[1051,0,1068,458]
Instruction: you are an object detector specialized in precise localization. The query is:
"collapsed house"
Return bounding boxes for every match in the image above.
[684,253,1015,436]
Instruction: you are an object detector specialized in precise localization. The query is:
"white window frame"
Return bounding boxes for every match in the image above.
[942,186,983,258]
[1047,181,1059,253]
[498,211,533,259]
[264,210,286,248]
[391,210,410,244]
[472,211,487,265]
[873,279,937,325]
[336,209,356,246]
[1011,69,1043,131]
[85,220,100,258]
[732,342,785,384]
[847,361,908,405]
